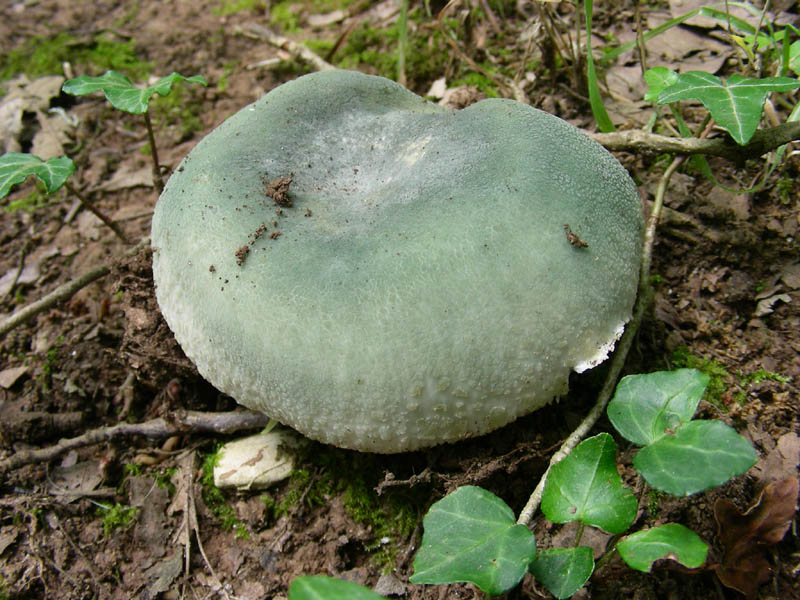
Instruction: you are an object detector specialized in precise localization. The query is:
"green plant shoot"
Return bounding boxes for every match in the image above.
[62,70,207,191]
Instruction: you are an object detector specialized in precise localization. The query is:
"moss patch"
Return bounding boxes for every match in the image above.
[200,445,249,539]
[261,445,421,569]
[0,32,152,82]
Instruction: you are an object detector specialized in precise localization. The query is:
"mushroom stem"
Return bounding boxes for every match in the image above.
[516,155,683,527]
[143,110,164,193]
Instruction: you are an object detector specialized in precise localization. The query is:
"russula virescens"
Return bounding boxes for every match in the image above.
[151,70,643,453]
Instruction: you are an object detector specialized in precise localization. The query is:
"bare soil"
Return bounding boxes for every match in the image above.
[0,1,798,599]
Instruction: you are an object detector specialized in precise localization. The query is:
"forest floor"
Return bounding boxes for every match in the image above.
[0,1,799,599]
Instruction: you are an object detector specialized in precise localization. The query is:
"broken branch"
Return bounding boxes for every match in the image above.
[0,410,272,474]
[0,264,110,338]
[589,121,800,162]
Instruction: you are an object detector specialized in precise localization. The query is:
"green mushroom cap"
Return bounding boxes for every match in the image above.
[151,70,643,453]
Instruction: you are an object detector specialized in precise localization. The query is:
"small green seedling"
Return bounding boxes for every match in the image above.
[288,575,383,599]
[0,152,127,242]
[62,70,207,191]
[97,502,138,536]
[290,369,757,598]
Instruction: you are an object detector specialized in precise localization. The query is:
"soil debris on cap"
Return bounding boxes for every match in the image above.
[265,176,293,207]
[235,244,250,265]
[564,224,588,248]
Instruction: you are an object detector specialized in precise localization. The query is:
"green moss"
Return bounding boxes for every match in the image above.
[213,0,267,17]
[150,84,205,139]
[97,502,138,536]
[335,11,448,89]
[342,475,417,568]
[305,39,335,57]
[0,32,152,81]
[260,446,421,569]
[740,368,791,386]
[671,347,731,408]
[450,71,501,98]
[311,0,361,12]
[270,1,300,33]
[3,186,51,213]
[216,61,237,93]
[646,489,666,517]
[155,467,178,496]
[200,446,249,539]
[123,463,144,477]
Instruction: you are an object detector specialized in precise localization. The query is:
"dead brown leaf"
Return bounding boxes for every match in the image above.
[714,477,799,599]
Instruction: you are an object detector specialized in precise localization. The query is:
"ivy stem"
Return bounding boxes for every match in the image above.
[64,181,128,244]
[516,155,684,527]
[143,109,164,193]
[574,522,585,546]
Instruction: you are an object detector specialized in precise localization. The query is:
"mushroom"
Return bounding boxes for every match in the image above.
[151,70,643,453]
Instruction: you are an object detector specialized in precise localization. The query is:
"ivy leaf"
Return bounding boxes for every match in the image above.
[608,369,709,447]
[644,67,679,103]
[410,486,536,595]
[529,546,594,599]
[0,153,75,199]
[288,575,383,599]
[541,433,637,534]
[657,71,800,144]
[789,39,800,77]
[62,70,207,115]
[634,420,758,496]
[617,523,708,572]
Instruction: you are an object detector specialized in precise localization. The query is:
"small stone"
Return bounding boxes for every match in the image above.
[373,573,407,597]
[0,365,28,389]
[213,428,305,490]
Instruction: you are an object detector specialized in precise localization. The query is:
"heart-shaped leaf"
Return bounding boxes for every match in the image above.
[644,67,679,103]
[617,523,708,572]
[608,369,709,447]
[529,546,594,599]
[62,70,207,114]
[0,153,75,199]
[288,575,383,599]
[657,71,800,144]
[634,420,758,496]
[541,433,637,534]
[410,486,536,595]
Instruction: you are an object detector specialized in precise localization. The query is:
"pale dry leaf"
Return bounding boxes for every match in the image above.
[752,432,800,486]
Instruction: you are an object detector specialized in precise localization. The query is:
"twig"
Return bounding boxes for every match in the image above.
[0,410,271,474]
[589,121,800,162]
[0,264,110,338]
[517,155,684,527]
[143,110,164,193]
[3,239,30,300]
[63,182,129,243]
[243,23,335,71]
[479,0,501,35]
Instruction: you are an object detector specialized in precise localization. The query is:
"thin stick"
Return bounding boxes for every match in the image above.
[244,23,335,71]
[0,410,272,474]
[517,155,684,526]
[0,265,110,338]
[142,110,164,193]
[589,121,800,161]
[64,182,129,243]
[3,240,30,300]
[397,0,408,86]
